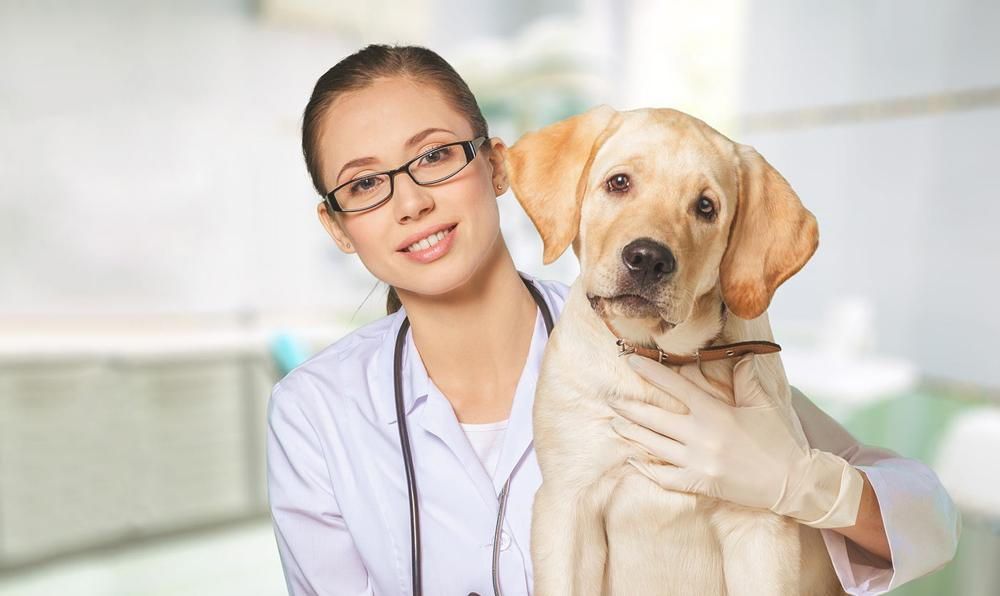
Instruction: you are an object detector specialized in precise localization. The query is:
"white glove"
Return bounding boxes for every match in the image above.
[611,353,863,529]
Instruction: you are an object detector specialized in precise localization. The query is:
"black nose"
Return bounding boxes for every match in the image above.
[621,238,675,285]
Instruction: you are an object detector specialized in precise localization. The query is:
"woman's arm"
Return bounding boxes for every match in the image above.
[267,383,376,596]
[789,386,892,561]
[790,386,962,594]
[611,354,962,595]
[838,470,891,562]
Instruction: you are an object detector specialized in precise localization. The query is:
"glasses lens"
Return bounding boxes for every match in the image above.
[333,173,392,211]
[409,143,470,184]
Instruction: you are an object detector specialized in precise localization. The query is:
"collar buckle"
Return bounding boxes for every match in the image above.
[616,338,636,357]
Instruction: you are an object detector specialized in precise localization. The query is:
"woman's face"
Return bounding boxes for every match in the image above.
[315,76,509,299]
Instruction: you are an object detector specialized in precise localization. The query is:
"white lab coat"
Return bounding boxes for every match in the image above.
[266,270,960,596]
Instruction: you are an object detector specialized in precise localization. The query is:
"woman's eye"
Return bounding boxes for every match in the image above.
[606,173,630,193]
[419,146,451,166]
[351,176,381,194]
[696,196,716,218]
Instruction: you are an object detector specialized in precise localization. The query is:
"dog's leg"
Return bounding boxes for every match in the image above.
[711,505,802,596]
[531,484,575,596]
[531,482,608,596]
[573,478,615,596]
[798,524,850,596]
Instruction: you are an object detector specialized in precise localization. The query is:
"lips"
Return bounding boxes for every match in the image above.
[395,222,458,252]
[588,292,672,322]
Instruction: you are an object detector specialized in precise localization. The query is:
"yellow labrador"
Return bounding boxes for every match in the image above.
[504,105,845,596]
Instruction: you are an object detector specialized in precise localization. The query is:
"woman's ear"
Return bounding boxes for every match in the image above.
[505,104,618,264]
[486,137,510,196]
[316,201,356,253]
[720,144,818,319]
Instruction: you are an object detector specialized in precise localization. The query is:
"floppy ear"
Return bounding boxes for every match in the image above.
[720,144,819,319]
[504,104,618,264]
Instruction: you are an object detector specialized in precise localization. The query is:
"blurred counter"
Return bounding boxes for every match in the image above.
[0,323,345,570]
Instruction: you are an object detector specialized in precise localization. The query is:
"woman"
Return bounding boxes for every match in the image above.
[266,44,960,596]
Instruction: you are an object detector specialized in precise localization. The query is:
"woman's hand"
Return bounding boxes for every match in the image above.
[610,353,865,529]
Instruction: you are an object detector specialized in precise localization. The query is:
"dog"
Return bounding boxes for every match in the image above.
[503,105,846,596]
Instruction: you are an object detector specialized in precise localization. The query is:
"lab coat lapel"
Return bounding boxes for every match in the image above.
[416,382,501,512]
[398,322,499,511]
[491,309,546,495]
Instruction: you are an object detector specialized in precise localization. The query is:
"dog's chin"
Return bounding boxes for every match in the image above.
[587,293,678,331]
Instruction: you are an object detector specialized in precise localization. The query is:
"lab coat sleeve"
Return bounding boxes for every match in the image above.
[790,386,962,596]
[266,382,376,596]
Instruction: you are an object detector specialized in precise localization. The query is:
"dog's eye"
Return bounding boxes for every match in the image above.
[696,196,716,218]
[606,174,630,193]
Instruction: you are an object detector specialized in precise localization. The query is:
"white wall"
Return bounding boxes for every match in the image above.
[2,0,996,388]
[734,0,1000,388]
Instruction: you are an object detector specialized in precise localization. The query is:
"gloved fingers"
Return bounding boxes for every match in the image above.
[609,398,696,444]
[626,458,694,494]
[625,354,719,415]
[732,353,774,408]
[610,415,687,466]
[675,362,735,404]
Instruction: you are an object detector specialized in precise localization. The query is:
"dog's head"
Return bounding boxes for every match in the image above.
[504,105,817,346]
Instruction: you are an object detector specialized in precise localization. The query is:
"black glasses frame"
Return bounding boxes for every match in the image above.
[324,136,488,213]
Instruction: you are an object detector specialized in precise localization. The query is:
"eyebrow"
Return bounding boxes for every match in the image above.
[335,127,456,184]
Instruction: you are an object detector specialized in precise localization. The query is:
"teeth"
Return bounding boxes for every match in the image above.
[406,227,450,252]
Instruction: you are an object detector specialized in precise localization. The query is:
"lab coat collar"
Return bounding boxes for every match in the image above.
[372,305,428,425]
[490,306,546,494]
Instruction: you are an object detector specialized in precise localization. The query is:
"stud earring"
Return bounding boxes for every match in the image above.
[496,184,503,190]
[346,242,352,248]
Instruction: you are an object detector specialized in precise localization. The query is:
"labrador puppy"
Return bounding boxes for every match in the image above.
[504,105,845,596]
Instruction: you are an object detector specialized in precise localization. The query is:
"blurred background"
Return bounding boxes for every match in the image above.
[1,0,997,594]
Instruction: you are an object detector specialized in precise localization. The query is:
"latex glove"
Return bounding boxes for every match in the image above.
[611,352,863,529]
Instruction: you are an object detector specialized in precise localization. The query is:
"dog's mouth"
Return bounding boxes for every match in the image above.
[587,292,678,329]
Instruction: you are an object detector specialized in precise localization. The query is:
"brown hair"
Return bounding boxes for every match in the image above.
[301,44,490,316]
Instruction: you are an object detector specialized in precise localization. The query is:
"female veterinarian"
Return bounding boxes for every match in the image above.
[265,44,960,596]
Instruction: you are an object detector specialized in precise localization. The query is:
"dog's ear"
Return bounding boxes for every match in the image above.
[720,144,819,319]
[505,104,618,264]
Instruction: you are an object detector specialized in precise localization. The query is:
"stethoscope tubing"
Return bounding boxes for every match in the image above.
[394,274,554,596]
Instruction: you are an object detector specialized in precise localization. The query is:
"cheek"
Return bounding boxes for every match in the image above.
[341,215,388,259]
[456,172,498,218]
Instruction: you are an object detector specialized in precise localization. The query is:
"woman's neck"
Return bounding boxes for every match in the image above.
[396,237,539,422]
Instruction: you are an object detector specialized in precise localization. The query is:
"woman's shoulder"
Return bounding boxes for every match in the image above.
[268,312,400,424]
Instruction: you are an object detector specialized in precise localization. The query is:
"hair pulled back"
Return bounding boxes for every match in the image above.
[301,44,490,315]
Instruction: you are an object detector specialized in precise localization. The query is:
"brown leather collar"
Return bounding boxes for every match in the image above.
[599,313,780,365]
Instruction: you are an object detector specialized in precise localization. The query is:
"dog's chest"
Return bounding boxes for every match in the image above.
[532,331,695,481]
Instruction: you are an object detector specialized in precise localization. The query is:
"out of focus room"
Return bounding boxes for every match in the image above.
[1,0,998,594]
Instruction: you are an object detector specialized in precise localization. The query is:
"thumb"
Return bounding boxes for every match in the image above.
[732,354,771,407]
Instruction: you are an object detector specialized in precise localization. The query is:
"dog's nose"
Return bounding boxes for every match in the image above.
[622,238,676,284]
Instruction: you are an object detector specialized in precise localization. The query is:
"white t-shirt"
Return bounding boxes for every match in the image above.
[458,418,509,480]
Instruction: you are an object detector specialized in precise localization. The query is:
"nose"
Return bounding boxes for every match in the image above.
[392,172,434,222]
[621,237,676,285]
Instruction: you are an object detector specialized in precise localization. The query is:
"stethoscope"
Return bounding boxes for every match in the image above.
[392,274,555,596]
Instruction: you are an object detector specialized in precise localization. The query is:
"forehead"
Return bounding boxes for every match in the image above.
[591,109,731,182]
[317,78,474,176]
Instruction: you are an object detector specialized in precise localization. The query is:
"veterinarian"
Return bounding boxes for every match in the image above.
[266,43,960,596]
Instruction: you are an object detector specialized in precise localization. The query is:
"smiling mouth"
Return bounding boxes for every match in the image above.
[398,223,458,253]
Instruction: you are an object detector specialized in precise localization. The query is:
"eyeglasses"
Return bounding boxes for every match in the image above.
[325,136,488,213]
